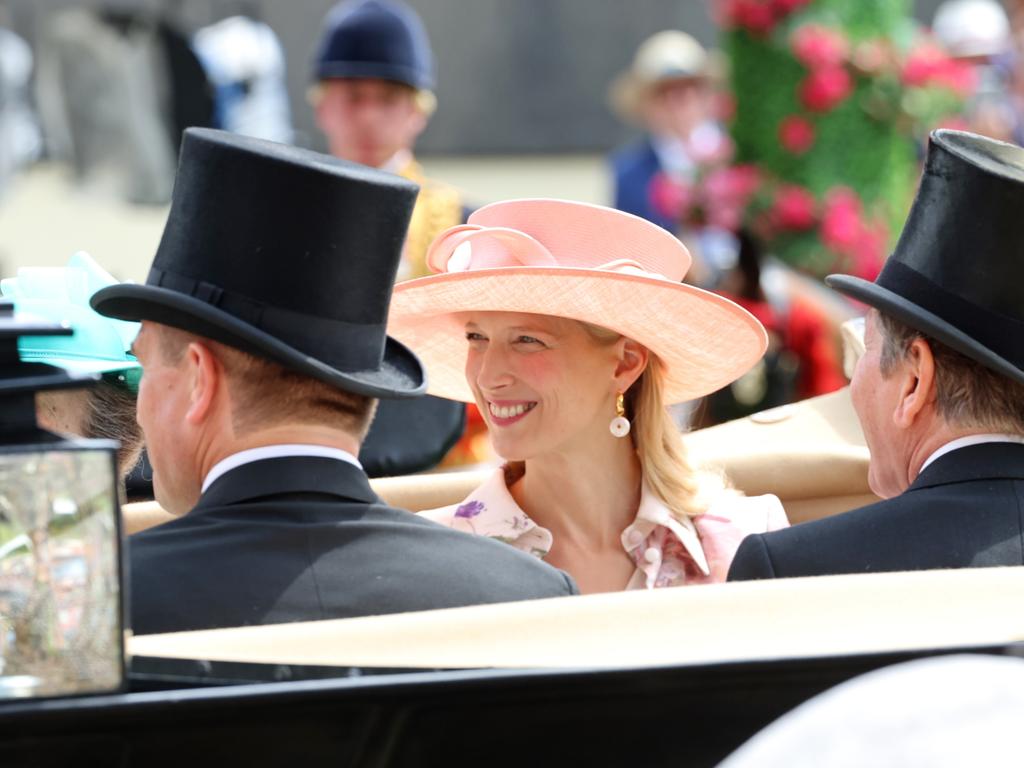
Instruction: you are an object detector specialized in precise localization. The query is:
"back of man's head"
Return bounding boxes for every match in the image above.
[877,312,1024,436]
[157,325,377,440]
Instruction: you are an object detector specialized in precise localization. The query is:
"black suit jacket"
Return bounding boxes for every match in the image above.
[129,456,578,635]
[728,443,1024,581]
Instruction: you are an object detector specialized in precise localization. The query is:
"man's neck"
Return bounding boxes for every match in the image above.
[199,424,361,488]
[905,424,1005,488]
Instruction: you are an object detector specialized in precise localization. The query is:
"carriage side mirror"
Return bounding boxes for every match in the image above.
[0,301,123,700]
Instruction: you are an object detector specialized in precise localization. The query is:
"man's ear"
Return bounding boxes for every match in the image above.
[407,107,429,142]
[184,341,222,426]
[613,339,649,394]
[893,337,936,429]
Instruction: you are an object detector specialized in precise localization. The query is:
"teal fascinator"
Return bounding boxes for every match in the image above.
[1,252,142,391]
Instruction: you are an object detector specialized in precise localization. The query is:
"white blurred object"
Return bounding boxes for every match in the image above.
[719,654,1024,768]
[840,316,865,379]
[933,0,1011,58]
[193,16,292,143]
[0,28,43,193]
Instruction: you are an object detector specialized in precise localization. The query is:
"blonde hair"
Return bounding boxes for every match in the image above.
[585,324,727,519]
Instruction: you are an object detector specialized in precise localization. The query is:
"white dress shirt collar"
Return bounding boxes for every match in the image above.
[380,148,414,174]
[919,433,1024,475]
[201,444,362,493]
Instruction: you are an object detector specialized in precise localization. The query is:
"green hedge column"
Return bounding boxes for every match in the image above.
[723,0,930,278]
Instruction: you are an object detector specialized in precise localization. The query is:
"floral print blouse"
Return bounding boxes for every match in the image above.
[419,468,790,588]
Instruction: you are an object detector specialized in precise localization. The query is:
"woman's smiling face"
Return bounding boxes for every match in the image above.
[462,312,624,462]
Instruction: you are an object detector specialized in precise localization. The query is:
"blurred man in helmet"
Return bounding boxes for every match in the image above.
[310,0,485,472]
[310,0,465,280]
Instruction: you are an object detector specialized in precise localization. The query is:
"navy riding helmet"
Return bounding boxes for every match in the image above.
[313,0,435,91]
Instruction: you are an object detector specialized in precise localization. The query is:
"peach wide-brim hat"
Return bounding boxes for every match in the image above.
[387,199,768,405]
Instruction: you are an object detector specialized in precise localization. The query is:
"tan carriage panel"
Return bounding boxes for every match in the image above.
[130,566,1024,669]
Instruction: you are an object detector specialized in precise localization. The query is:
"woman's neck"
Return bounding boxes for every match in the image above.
[510,436,643,551]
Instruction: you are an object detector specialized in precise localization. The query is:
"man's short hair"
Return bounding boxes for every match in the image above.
[157,326,378,439]
[877,311,1024,434]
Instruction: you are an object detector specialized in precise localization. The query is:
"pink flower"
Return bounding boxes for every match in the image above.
[704,165,761,204]
[772,0,813,14]
[851,221,888,280]
[648,173,692,222]
[820,187,863,253]
[702,165,761,231]
[791,25,850,70]
[933,59,978,96]
[901,43,945,87]
[772,185,817,231]
[902,42,977,95]
[708,205,744,232]
[778,115,816,153]
[726,0,777,36]
[799,66,853,112]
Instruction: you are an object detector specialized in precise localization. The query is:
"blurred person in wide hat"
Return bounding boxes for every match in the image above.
[608,30,730,236]
[4,252,143,480]
[310,0,465,280]
[388,199,788,594]
[91,128,577,635]
[730,130,1024,581]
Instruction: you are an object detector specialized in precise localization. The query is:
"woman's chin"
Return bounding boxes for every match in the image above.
[490,441,531,464]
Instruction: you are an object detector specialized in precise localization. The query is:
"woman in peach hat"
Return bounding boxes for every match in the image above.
[388,199,789,593]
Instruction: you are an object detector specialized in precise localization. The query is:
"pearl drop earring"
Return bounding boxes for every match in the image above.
[609,392,631,438]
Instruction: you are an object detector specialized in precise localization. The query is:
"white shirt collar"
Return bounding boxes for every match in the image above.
[920,433,1024,475]
[201,444,362,493]
[380,148,413,174]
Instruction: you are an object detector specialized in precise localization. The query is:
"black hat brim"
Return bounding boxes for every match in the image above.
[92,283,426,399]
[827,274,1024,387]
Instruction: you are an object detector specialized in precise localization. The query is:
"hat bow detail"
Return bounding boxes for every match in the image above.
[426,225,672,281]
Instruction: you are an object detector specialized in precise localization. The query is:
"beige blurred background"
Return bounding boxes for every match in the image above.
[0,0,946,281]
[0,155,608,282]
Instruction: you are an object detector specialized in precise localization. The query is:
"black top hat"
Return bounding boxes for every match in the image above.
[92,128,426,399]
[313,0,435,91]
[827,130,1024,386]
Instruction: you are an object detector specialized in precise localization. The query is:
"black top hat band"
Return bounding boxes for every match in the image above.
[148,268,385,370]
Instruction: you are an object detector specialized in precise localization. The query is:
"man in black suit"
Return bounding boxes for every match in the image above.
[729,130,1024,581]
[92,128,576,635]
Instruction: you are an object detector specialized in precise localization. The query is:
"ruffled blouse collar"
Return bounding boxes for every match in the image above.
[450,467,711,583]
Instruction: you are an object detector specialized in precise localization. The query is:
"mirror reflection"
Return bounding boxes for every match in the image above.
[0,447,120,699]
